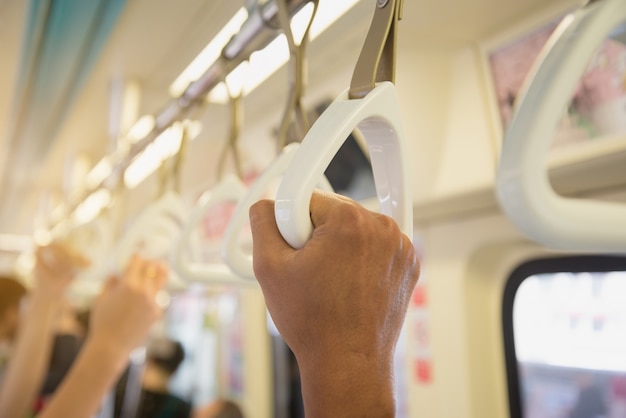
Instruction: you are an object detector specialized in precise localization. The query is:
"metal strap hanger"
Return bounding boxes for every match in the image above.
[349,0,402,99]
[275,0,319,151]
[496,0,626,253]
[216,83,244,181]
[273,0,413,249]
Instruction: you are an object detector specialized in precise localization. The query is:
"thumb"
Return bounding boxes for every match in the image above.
[249,199,294,285]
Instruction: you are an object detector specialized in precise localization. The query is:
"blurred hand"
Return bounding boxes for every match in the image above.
[88,256,167,356]
[250,191,419,416]
[34,243,90,298]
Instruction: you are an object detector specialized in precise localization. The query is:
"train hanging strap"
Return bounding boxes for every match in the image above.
[274,0,412,249]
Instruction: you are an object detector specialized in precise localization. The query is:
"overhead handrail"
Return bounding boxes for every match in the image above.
[172,174,254,286]
[51,0,314,229]
[275,0,319,150]
[222,143,333,279]
[496,0,626,253]
[274,0,412,249]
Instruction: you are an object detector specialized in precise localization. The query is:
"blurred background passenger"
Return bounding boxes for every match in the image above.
[569,374,607,418]
[34,305,87,413]
[0,275,27,374]
[116,336,192,418]
[193,399,244,418]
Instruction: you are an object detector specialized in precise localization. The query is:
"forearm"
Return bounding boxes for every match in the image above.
[298,351,396,418]
[39,337,129,418]
[0,292,61,418]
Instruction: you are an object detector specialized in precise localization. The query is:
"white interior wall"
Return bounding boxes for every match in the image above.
[408,214,537,418]
[396,46,455,203]
[434,46,497,197]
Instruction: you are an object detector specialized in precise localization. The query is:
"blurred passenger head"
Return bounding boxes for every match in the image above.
[0,276,27,341]
[195,399,244,418]
[145,336,185,377]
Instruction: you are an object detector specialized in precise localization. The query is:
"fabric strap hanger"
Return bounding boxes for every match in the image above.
[273,0,412,249]
[496,0,626,253]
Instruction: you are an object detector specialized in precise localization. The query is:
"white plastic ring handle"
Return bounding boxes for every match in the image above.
[274,82,413,249]
[112,191,189,271]
[72,216,114,282]
[172,174,255,286]
[222,143,334,279]
[496,0,626,253]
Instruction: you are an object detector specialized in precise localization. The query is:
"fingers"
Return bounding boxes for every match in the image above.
[124,255,144,288]
[249,199,294,284]
[102,275,120,293]
[34,243,90,290]
[123,255,168,297]
[48,242,90,267]
[308,190,362,229]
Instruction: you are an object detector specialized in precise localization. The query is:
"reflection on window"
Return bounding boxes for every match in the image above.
[513,271,626,418]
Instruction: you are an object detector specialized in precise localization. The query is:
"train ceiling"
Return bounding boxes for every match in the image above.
[0,0,574,238]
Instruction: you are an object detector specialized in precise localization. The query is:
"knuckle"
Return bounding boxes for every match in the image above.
[402,235,421,283]
[333,201,369,236]
[252,251,278,283]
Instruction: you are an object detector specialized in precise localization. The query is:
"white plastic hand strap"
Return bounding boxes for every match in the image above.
[68,218,112,299]
[172,174,254,286]
[274,82,413,249]
[112,191,189,270]
[496,0,626,252]
[73,191,188,292]
[69,216,114,282]
[222,143,334,279]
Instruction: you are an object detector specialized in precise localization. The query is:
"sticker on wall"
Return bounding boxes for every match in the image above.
[409,283,433,384]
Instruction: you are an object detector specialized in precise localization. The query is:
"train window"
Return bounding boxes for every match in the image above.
[503,257,626,418]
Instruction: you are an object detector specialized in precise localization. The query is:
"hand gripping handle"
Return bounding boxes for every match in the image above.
[274,82,413,249]
[496,0,626,253]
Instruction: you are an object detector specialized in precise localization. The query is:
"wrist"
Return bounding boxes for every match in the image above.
[24,291,64,320]
[81,336,130,375]
[29,287,65,307]
[297,350,396,418]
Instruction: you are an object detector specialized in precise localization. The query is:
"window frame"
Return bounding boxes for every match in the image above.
[502,255,626,418]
